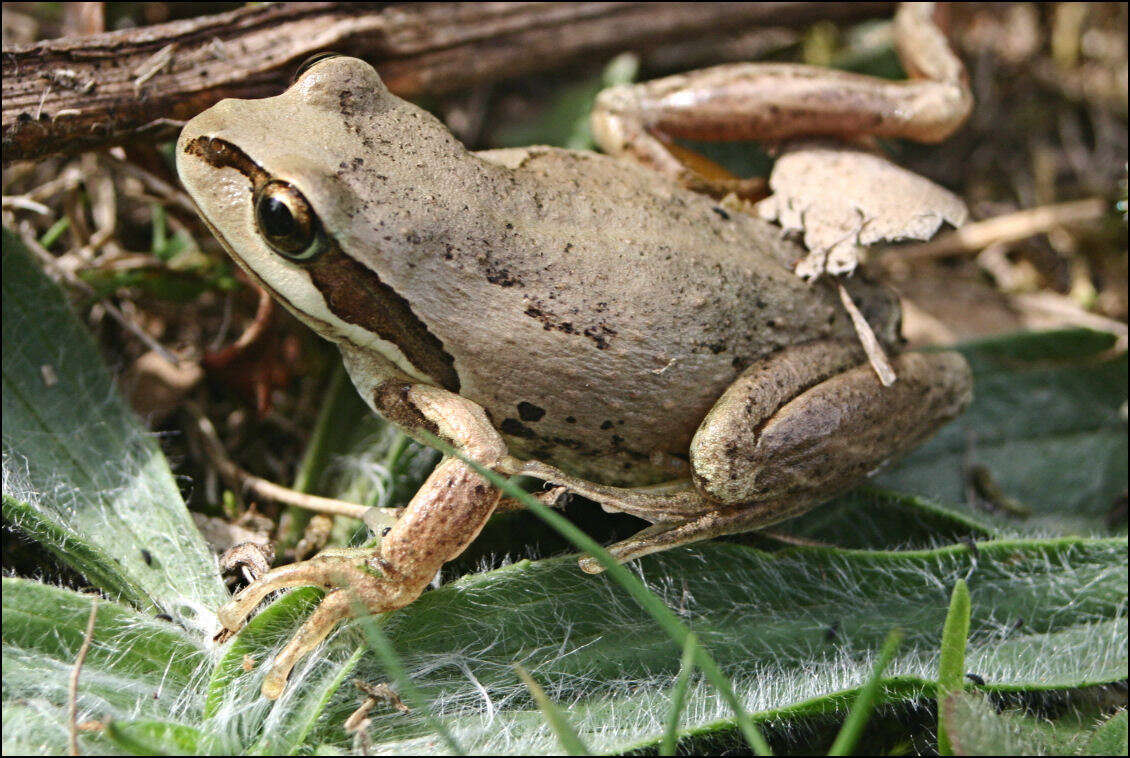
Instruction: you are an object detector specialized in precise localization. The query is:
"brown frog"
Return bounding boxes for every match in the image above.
[177,3,972,699]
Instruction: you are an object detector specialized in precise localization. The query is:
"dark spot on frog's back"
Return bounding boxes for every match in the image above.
[337,89,355,116]
[499,418,536,438]
[523,301,616,350]
[485,265,522,287]
[517,402,545,422]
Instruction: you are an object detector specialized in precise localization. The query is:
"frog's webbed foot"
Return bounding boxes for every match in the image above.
[218,457,502,699]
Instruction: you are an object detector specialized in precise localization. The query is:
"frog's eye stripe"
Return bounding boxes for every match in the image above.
[254,180,326,261]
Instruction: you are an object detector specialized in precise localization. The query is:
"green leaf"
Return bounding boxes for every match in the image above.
[1,578,213,756]
[937,579,972,755]
[292,537,1124,754]
[877,329,1128,535]
[104,720,218,755]
[776,486,994,550]
[2,230,228,630]
[943,692,1128,756]
[1087,710,1128,756]
[352,605,465,756]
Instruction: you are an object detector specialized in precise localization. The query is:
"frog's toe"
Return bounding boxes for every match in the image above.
[217,551,392,700]
[217,549,375,631]
[261,588,354,699]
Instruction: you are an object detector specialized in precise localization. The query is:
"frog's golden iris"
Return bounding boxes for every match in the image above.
[253,179,325,261]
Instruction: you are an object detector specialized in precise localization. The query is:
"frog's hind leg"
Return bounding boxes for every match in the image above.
[591,3,971,196]
[515,461,716,522]
[570,341,970,573]
[574,503,800,574]
[690,346,971,510]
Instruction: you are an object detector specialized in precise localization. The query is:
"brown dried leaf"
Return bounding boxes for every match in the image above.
[757,143,968,279]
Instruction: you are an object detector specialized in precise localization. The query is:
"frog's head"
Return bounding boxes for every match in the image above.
[176,55,464,389]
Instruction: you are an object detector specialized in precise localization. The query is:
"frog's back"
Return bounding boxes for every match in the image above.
[413,147,897,486]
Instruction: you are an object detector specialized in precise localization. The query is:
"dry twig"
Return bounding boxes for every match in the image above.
[186,401,397,523]
[2,2,894,162]
[68,598,99,757]
[878,198,1108,262]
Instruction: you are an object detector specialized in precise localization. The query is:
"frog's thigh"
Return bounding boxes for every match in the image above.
[691,348,972,511]
[518,340,864,522]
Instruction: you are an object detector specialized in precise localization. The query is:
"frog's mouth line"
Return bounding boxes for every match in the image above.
[182,136,460,392]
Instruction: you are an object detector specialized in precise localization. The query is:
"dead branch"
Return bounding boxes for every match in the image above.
[3,2,893,163]
[185,401,395,523]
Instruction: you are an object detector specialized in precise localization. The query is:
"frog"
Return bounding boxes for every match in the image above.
[176,2,974,699]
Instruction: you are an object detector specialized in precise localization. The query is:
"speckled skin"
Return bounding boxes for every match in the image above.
[177,56,901,487]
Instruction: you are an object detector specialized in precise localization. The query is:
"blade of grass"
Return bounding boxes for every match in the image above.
[660,632,699,756]
[422,433,772,756]
[38,216,69,249]
[827,628,904,755]
[351,598,465,756]
[515,666,592,755]
[150,203,167,256]
[936,578,971,755]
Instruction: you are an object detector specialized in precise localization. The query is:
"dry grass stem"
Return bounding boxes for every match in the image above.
[838,282,897,386]
[15,222,180,363]
[880,198,1108,262]
[187,401,395,522]
[68,598,99,756]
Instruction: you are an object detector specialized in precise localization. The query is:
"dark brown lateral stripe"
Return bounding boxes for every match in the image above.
[183,136,459,392]
[307,245,459,391]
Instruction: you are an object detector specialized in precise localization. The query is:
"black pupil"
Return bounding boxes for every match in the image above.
[260,195,296,239]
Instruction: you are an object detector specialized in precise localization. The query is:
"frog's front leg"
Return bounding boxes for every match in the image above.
[591,2,971,196]
[219,349,511,699]
[220,457,500,699]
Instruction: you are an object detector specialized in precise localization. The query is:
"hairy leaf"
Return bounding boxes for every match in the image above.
[2,231,227,631]
[878,329,1128,535]
[1,578,214,755]
[266,537,1126,754]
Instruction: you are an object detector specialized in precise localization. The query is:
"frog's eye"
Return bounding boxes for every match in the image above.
[293,52,343,83]
[254,180,325,261]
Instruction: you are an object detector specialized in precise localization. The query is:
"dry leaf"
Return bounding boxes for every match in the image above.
[757,142,968,279]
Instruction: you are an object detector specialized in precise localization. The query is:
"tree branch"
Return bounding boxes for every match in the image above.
[3,2,893,162]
